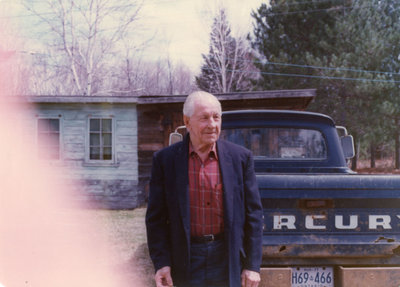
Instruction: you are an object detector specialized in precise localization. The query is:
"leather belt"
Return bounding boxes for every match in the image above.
[191,233,224,244]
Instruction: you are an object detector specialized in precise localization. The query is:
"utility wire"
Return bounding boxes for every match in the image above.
[253,60,400,77]
[0,0,369,19]
[257,70,400,83]
[204,53,400,77]
[271,0,345,6]
[24,48,400,80]
[202,66,400,84]
[265,5,351,16]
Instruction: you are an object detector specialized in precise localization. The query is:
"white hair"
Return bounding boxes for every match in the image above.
[183,91,221,117]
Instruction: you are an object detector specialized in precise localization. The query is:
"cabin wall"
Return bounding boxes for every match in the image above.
[33,102,141,209]
[137,103,184,197]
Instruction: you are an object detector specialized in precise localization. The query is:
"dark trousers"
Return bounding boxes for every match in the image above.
[181,239,229,287]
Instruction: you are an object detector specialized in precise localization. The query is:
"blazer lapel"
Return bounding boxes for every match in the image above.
[175,136,190,242]
[216,140,234,231]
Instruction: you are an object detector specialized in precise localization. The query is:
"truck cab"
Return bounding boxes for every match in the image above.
[220,110,355,174]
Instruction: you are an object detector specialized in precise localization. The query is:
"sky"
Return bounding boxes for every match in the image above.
[0,0,269,73]
[138,0,269,71]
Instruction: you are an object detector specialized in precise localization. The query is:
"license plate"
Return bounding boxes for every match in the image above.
[291,267,333,287]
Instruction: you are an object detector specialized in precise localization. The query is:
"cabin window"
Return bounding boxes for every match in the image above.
[37,118,60,160]
[89,118,113,160]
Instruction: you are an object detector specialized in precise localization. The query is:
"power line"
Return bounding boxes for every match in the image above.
[0,0,367,20]
[204,53,400,77]
[265,5,350,16]
[202,66,400,84]
[256,1,380,17]
[258,60,400,77]
[257,70,400,84]
[13,44,400,81]
[273,0,345,6]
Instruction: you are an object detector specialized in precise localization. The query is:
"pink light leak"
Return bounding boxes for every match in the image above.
[0,85,136,287]
[0,27,143,287]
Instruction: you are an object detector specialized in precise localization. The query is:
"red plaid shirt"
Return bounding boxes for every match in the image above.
[189,143,224,237]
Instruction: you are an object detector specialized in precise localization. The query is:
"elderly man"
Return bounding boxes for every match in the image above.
[146,91,263,287]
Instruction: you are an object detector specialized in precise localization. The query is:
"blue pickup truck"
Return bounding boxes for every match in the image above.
[170,109,400,286]
[220,110,400,287]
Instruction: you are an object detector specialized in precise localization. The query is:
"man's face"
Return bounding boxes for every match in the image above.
[184,98,221,149]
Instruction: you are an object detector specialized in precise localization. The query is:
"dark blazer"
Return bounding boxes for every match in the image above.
[145,134,263,287]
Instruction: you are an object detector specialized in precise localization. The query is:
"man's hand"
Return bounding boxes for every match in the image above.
[155,266,174,287]
[241,269,261,287]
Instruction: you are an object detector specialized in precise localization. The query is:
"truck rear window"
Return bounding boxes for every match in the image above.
[220,127,327,160]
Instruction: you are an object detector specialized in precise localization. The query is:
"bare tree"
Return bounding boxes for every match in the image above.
[111,46,196,96]
[171,61,197,95]
[23,0,144,96]
[0,5,26,97]
[165,56,197,95]
[196,8,258,93]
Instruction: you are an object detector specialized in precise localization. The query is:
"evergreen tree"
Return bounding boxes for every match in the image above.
[307,0,400,168]
[250,0,400,169]
[250,0,341,90]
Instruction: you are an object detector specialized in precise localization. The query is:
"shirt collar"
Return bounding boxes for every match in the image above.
[189,142,218,160]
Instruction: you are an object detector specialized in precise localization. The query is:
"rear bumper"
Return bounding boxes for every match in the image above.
[338,267,400,287]
[262,234,400,265]
[260,268,291,287]
[259,267,400,287]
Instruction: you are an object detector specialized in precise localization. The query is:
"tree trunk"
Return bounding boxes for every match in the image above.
[351,138,358,170]
[351,156,358,170]
[370,142,376,168]
[396,128,400,169]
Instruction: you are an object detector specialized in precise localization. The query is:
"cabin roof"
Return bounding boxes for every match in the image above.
[25,89,315,108]
[27,95,138,104]
[137,89,315,105]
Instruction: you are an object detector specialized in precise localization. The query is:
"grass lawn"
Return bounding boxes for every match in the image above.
[87,207,155,287]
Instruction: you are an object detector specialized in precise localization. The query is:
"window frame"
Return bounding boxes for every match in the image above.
[36,116,63,161]
[84,116,118,166]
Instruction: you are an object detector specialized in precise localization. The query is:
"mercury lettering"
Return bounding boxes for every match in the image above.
[272,214,397,230]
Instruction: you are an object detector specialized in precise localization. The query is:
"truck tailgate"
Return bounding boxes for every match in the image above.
[258,174,400,266]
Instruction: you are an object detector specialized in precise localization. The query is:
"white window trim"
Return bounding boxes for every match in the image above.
[36,115,63,161]
[84,116,119,167]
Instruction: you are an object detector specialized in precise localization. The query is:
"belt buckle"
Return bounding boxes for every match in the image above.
[204,234,214,242]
